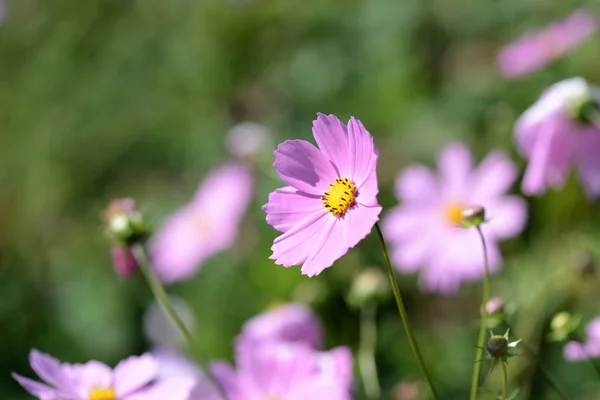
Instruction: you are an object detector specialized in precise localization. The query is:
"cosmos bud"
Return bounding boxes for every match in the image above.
[460,206,486,228]
[548,311,581,342]
[482,329,521,365]
[102,198,148,245]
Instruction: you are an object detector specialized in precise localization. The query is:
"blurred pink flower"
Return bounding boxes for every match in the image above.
[209,342,353,400]
[237,303,323,349]
[150,163,253,283]
[263,113,382,277]
[111,246,138,278]
[516,77,600,197]
[497,9,597,78]
[564,317,600,361]
[382,142,527,294]
[12,350,195,400]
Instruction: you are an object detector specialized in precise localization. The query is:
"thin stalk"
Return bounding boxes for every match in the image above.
[512,331,570,400]
[131,244,227,400]
[374,223,439,400]
[501,362,508,400]
[588,359,600,381]
[538,364,570,400]
[358,302,381,400]
[469,226,490,400]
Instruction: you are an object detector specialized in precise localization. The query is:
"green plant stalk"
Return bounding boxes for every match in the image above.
[469,226,490,400]
[131,244,227,400]
[374,223,439,400]
[501,362,508,400]
[358,301,381,400]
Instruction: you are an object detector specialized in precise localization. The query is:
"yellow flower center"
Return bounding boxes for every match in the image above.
[89,387,116,400]
[444,203,465,226]
[321,178,357,215]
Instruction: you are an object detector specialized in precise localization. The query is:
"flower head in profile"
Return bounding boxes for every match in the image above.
[237,303,323,349]
[497,9,597,78]
[210,342,353,400]
[516,77,600,197]
[263,113,382,277]
[150,162,253,283]
[382,142,527,293]
[12,350,194,400]
[563,317,600,361]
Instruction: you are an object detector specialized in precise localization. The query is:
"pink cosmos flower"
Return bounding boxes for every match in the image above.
[12,350,194,400]
[381,142,527,294]
[209,342,353,400]
[516,77,600,197]
[263,113,382,277]
[564,317,600,361]
[150,162,253,283]
[237,303,323,349]
[497,9,597,78]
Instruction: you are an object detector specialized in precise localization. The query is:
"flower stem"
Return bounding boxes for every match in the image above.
[470,226,490,400]
[538,364,570,400]
[359,301,381,400]
[131,244,227,400]
[501,362,508,400]
[374,223,439,400]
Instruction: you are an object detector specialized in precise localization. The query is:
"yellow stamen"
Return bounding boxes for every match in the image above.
[444,203,465,226]
[321,177,357,216]
[89,387,116,400]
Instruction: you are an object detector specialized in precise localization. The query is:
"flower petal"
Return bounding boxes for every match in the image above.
[437,142,473,199]
[300,217,341,277]
[210,361,238,397]
[577,131,600,198]
[471,151,518,199]
[312,113,350,176]
[29,350,69,389]
[263,187,323,233]
[356,168,380,207]
[347,118,377,188]
[343,204,381,250]
[394,165,439,204]
[485,196,527,239]
[114,354,158,396]
[12,373,60,400]
[273,140,337,195]
[125,377,197,400]
[521,121,572,195]
[270,210,331,268]
[69,360,113,396]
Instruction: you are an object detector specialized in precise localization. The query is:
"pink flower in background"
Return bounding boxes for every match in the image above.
[382,142,527,294]
[497,9,597,78]
[12,350,194,400]
[237,303,323,349]
[150,163,253,283]
[209,342,353,400]
[263,113,382,277]
[564,317,600,361]
[516,77,600,197]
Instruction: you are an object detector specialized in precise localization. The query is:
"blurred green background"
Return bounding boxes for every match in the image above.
[2,0,600,398]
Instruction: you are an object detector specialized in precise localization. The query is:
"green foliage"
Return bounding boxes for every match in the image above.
[0,0,599,398]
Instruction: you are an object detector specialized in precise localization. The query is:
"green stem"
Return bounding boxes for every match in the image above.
[501,362,508,400]
[538,364,570,400]
[374,223,439,400]
[469,226,490,400]
[358,302,381,400]
[131,244,227,400]
[512,331,570,400]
